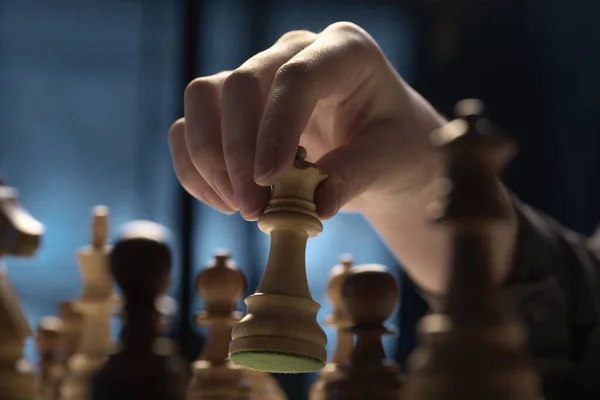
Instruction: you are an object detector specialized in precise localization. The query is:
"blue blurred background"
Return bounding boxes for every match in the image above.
[0,0,598,399]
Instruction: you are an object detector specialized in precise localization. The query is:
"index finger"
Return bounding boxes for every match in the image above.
[253,22,382,185]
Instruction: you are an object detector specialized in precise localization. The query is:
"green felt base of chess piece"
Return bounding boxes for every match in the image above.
[229,351,324,374]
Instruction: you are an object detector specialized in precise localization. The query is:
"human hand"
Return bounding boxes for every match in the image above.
[169,22,446,221]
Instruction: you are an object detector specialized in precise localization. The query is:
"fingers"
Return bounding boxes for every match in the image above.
[184,71,237,210]
[221,30,317,219]
[254,22,382,185]
[168,119,235,214]
[314,118,403,220]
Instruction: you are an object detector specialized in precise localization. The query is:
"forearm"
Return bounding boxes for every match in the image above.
[361,180,518,295]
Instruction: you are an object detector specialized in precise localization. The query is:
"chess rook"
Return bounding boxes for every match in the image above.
[92,221,187,400]
[229,146,328,373]
[318,265,403,400]
[404,99,540,400]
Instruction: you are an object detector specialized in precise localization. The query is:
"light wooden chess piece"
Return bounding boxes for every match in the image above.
[51,302,84,400]
[404,99,540,400]
[188,251,250,400]
[310,255,354,399]
[188,251,286,400]
[319,265,404,400]
[0,179,44,400]
[229,146,328,373]
[36,317,64,400]
[61,206,114,400]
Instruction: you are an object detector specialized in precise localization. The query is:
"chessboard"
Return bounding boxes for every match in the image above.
[0,100,541,399]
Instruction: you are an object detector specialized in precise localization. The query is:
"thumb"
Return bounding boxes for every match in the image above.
[314,118,409,220]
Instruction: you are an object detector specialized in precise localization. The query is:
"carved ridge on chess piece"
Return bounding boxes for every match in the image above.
[229,147,328,373]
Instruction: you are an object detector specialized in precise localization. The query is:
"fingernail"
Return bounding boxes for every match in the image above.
[254,143,278,184]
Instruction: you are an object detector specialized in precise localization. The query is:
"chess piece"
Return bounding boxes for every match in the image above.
[188,251,286,400]
[49,302,85,400]
[36,317,64,400]
[61,206,114,400]
[404,99,540,399]
[0,180,44,400]
[92,221,188,400]
[158,294,178,334]
[188,251,250,400]
[229,146,328,373]
[319,265,403,400]
[310,255,354,399]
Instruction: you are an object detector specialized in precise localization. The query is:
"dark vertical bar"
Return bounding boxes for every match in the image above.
[173,0,204,363]
[244,0,269,296]
[136,1,160,218]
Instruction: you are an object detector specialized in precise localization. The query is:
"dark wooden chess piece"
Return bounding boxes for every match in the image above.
[404,99,541,399]
[92,221,188,400]
[320,265,404,400]
[0,179,44,400]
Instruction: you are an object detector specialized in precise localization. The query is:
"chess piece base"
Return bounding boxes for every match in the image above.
[229,293,326,373]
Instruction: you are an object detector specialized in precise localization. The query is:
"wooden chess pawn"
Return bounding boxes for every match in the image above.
[310,255,354,399]
[404,100,540,400]
[188,251,250,400]
[0,180,44,400]
[92,221,188,400]
[61,207,114,400]
[50,303,85,400]
[229,146,328,373]
[36,317,64,400]
[188,251,286,400]
[319,265,403,400]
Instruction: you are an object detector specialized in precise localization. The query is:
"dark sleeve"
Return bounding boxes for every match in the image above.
[420,196,600,397]
[506,198,600,397]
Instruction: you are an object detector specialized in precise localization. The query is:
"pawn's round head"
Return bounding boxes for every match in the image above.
[110,221,172,299]
[341,265,399,326]
[196,251,246,314]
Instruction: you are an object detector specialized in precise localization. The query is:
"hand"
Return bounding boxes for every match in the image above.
[169,22,446,221]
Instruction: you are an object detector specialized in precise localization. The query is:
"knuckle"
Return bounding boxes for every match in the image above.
[222,69,262,98]
[185,77,218,102]
[328,22,378,56]
[277,29,315,45]
[328,21,365,37]
[276,60,314,84]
